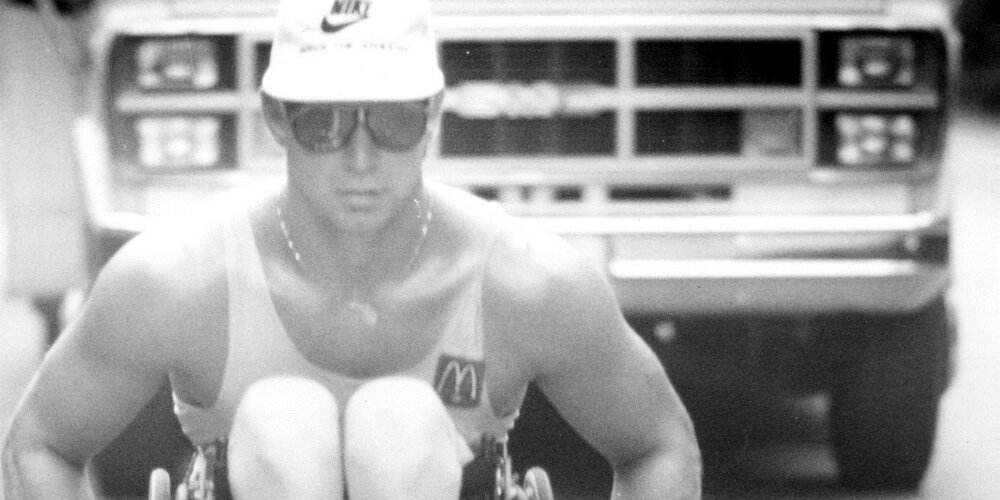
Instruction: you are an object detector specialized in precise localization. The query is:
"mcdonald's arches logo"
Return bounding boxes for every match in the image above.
[434,355,485,408]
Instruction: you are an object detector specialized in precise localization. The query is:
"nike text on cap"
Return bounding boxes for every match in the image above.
[262,0,444,102]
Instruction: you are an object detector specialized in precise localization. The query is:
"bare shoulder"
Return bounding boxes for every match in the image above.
[481,214,627,373]
[3,210,234,467]
[430,183,608,303]
[76,209,229,364]
[486,221,612,313]
[97,213,224,309]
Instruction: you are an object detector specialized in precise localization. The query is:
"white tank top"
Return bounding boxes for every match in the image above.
[173,193,518,448]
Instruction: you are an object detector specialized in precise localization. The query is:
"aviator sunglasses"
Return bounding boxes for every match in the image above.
[278,98,435,154]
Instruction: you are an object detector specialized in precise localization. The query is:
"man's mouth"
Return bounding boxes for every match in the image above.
[340,189,383,210]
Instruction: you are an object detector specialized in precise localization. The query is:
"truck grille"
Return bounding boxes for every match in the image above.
[434,32,945,172]
[102,23,947,216]
[636,111,742,155]
[440,114,616,156]
[442,41,616,84]
[635,40,802,86]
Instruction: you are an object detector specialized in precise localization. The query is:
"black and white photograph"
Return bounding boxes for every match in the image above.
[1,0,997,498]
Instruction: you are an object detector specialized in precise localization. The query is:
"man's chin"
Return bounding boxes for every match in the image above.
[342,192,382,211]
[335,208,391,235]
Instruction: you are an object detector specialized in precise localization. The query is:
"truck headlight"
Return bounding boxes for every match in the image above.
[834,113,917,167]
[113,36,236,92]
[136,38,217,90]
[837,36,915,88]
[134,115,229,171]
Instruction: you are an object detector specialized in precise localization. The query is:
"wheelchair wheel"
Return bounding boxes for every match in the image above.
[523,467,554,500]
[148,468,171,500]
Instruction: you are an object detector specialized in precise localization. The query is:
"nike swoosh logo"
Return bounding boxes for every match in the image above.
[321,15,363,33]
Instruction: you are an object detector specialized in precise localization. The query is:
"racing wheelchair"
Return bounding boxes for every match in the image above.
[147,439,554,500]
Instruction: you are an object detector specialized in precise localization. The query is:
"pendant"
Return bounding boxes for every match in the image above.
[347,298,379,329]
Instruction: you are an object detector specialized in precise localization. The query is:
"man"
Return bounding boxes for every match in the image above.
[2,0,701,498]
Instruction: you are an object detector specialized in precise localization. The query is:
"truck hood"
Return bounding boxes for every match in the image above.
[99,0,891,19]
[432,0,889,16]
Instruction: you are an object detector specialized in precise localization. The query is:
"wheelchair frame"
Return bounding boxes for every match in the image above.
[148,439,553,500]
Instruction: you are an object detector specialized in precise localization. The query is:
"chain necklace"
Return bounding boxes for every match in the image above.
[276,196,431,330]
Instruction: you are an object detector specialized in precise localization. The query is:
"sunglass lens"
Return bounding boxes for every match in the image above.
[365,103,428,151]
[288,105,357,153]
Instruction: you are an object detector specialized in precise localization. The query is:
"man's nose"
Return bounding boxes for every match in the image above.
[345,121,377,174]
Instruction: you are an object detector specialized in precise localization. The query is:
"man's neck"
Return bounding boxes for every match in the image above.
[279,185,430,289]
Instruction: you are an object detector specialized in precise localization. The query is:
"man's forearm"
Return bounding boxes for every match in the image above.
[610,445,702,500]
[2,444,94,499]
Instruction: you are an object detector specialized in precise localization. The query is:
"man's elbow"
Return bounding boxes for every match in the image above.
[668,399,703,491]
[660,428,702,497]
[2,420,27,471]
[611,424,703,499]
[3,426,30,496]
[2,418,89,498]
[675,417,703,496]
[678,418,703,478]
[677,435,703,495]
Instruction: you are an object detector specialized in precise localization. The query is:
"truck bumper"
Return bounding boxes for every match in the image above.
[532,212,950,316]
[610,258,948,315]
[86,210,950,316]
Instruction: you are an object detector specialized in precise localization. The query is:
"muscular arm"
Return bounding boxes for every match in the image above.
[488,230,701,499]
[2,231,199,499]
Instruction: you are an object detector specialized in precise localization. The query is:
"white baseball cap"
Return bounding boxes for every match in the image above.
[262,0,444,102]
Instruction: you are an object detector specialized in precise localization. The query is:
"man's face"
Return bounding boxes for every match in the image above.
[276,100,438,234]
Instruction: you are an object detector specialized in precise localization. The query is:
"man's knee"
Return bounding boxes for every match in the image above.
[343,377,471,499]
[345,377,449,435]
[231,376,340,447]
[228,377,342,498]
